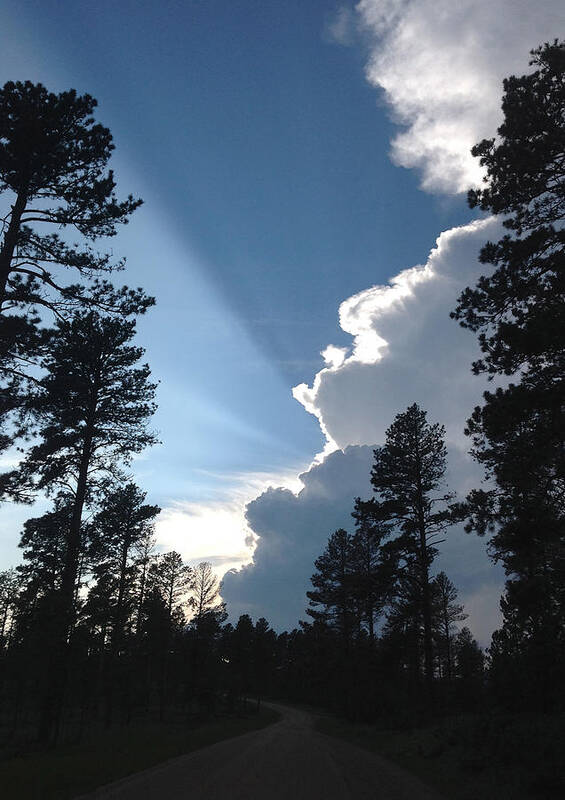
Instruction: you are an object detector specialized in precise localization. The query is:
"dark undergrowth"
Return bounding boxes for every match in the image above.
[316,711,565,800]
[1,705,280,800]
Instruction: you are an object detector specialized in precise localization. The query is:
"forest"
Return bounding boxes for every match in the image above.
[0,39,564,797]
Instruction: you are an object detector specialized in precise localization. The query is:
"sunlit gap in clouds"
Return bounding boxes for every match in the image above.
[154,468,305,583]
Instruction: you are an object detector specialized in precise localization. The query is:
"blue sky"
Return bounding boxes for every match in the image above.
[1,1,562,638]
[1,1,469,493]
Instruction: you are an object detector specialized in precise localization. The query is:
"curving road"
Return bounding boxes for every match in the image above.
[79,703,443,799]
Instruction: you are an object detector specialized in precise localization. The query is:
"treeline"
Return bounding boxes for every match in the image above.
[293,402,485,722]
[0,539,230,733]
[0,40,564,746]
[0,81,265,744]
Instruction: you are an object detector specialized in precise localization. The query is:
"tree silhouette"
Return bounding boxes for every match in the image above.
[431,572,467,682]
[452,41,565,378]
[381,564,424,686]
[0,568,18,646]
[20,310,157,740]
[452,41,565,708]
[87,483,160,722]
[306,529,357,644]
[252,617,276,709]
[134,526,157,637]
[453,627,484,707]
[188,562,226,713]
[17,501,73,600]
[0,82,151,498]
[228,614,255,704]
[191,561,223,626]
[0,81,142,309]
[371,404,455,699]
[91,483,160,653]
[149,551,193,626]
[351,497,395,643]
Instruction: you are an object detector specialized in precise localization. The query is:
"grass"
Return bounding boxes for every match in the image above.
[316,711,565,800]
[1,706,281,800]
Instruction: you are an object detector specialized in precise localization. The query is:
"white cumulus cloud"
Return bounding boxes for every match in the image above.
[293,217,502,453]
[356,0,564,192]
[226,219,510,638]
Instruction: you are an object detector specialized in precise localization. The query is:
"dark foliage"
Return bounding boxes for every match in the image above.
[452,41,565,710]
[15,310,158,740]
[371,404,457,698]
[0,81,151,499]
[452,41,565,378]
[0,80,143,305]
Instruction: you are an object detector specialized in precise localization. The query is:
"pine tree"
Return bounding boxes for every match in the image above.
[134,527,156,637]
[381,566,424,684]
[253,617,276,708]
[0,81,151,499]
[91,483,160,653]
[187,562,226,710]
[351,497,392,642]
[452,41,565,707]
[0,81,142,309]
[150,551,194,626]
[191,561,223,627]
[431,572,467,682]
[0,568,19,646]
[453,627,484,707]
[452,41,565,378]
[371,404,455,698]
[306,529,358,644]
[229,614,255,703]
[20,309,157,740]
[17,501,72,601]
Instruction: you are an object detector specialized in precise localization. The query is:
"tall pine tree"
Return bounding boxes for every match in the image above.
[0,81,150,499]
[20,309,157,740]
[452,41,565,707]
[371,404,455,699]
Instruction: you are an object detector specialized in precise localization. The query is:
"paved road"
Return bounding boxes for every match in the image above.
[79,704,444,799]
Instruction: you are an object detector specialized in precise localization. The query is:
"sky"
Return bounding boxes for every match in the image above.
[1,0,563,643]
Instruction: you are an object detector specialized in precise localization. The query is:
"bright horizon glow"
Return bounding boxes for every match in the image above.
[154,468,306,581]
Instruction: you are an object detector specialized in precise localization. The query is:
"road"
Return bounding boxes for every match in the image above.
[79,703,444,799]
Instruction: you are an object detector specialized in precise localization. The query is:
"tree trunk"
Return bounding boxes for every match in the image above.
[413,429,434,704]
[38,424,94,743]
[113,520,132,653]
[419,534,434,700]
[106,523,132,727]
[0,189,28,307]
[0,603,8,641]
[136,555,148,636]
[443,610,452,682]
[366,542,375,644]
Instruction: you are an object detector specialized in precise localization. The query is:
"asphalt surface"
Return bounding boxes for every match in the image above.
[79,703,444,799]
